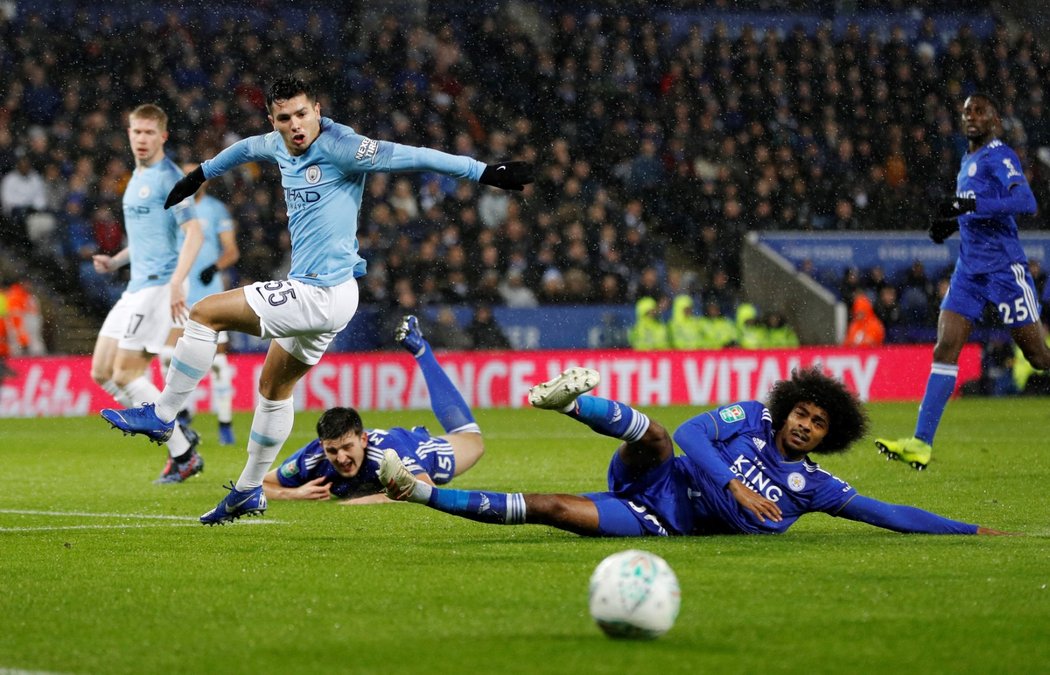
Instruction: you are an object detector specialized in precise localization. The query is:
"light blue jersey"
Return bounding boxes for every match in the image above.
[201,117,485,287]
[178,194,233,305]
[956,139,1031,275]
[122,157,197,292]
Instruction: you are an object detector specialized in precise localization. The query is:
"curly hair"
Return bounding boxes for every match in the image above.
[766,367,869,454]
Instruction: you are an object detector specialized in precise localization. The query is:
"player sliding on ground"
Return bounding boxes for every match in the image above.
[380,367,1008,537]
[262,316,484,503]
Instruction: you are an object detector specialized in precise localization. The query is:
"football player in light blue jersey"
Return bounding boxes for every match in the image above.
[876,93,1050,470]
[380,367,1008,537]
[160,163,241,446]
[91,104,205,485]
[261,316,483,503]
[102,77,532,525]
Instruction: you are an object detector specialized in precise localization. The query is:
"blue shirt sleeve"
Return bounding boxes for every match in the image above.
[318,119,484,180]
[835,494,979,534]
[672,412,738,488]
[201,134,276,179]
[274,443,317,488]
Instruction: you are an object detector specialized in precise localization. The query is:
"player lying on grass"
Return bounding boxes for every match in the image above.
[262,315,483,503]
[380,366,1008,536]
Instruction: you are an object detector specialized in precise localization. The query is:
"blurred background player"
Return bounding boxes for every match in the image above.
[381,367,1006,537]
[91,104,204,485]
[102,77,532,524]
[262,315,483,502]
[876,93,1050,470]
[160,163,241,446]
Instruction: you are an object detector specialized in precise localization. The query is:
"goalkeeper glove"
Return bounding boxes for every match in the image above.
[936,195,976,219]
[478,161,534,191]
[165,166,206,208]
[199,264,219,285]
[928,217,959,244]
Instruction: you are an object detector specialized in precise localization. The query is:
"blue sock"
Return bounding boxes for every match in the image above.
[416,340,477,433]
[571,395,649,442]
[914,363,958,445]
[427,488,526,525]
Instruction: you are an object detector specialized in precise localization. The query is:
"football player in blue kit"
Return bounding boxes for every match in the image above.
[262,316,484,503]
[876,93,1050,470]
[90,104,205,484]
[380,367,1007,537]
[102,77,532,524]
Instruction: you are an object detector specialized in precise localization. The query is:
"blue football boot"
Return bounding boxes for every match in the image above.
[218,421,236,446]
[101,403,175,444]
[395,315,425,356]
[200,481,267,525]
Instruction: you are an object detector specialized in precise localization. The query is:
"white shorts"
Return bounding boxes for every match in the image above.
[244,277,360,365]
[99,283,182,354]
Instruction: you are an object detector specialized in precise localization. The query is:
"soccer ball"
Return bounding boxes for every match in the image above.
[588,549,681,640]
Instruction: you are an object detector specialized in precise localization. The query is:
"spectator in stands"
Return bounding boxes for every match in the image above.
[698,300,738,350]
[765,311,800,348]
[427,306,472,352]
[734,303,768,349]
[2,277,46,355]
[467,304,511,350]
[498,268,538,308]
[0,153,47,256]
[628,296,670,350]
[873,285,902,332]
[844,292,886,347]
[668,294,704,350]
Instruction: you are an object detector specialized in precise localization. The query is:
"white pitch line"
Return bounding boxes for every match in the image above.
[0,509,199,521]
[0,509,284,530]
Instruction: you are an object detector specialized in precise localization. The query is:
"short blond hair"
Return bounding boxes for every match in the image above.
[129,104,168,132]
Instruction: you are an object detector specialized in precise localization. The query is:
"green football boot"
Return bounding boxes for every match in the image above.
[874,437,932,470]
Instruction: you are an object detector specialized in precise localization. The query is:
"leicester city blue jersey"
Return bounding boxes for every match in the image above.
[275,426,454,499]
[201,117,484,287]
[956,139,1030,274]
[123,157,197,292]
[671,401,857,535]
[178,194,233,305]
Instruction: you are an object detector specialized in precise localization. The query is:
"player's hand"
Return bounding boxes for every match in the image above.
[199,264,219,285]
[728,479,782,523]
[169,280,188,323]
[165,166,206,208]
[928,217,959,244]
[92,254,115,274]
[976,526,1021,536]
[478,161,534,191]
[297,476,332,500]
[936,195,976,219]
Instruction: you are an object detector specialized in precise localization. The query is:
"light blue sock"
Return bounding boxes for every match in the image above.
[914,363,958,445]
[571,395,650,442]
[426,488,526,525]
[416,340,477,433]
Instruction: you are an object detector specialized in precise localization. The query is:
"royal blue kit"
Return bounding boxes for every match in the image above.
[275,426,455,499]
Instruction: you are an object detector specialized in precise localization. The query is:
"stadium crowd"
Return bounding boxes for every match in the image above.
[1,2,1049,352]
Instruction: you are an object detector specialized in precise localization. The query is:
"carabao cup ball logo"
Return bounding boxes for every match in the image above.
[618,552,658,611]
[138,185,151,198]
[305,165,322,184]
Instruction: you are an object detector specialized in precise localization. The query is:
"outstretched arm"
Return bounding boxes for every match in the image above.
[835,494,1008,534]
[262,471,332,501]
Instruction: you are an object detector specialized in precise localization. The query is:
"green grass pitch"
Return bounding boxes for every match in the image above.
[1,398,1048,674]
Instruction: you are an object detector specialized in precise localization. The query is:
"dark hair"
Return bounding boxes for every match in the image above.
[316,407,364,441]
[966,92,1000,115]
[267,77,314,111]
[766,367,869,454]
